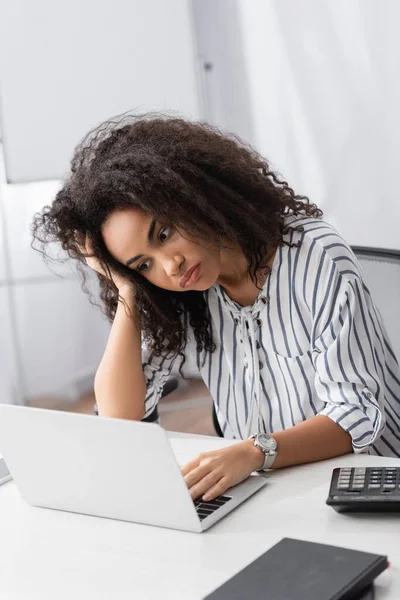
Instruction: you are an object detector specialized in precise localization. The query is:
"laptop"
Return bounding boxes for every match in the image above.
[0,455,12,484]
[0,404,267,533]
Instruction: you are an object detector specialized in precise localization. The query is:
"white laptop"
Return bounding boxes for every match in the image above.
[0,404,267,533]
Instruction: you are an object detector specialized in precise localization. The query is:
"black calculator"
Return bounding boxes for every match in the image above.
[326,467,400,512]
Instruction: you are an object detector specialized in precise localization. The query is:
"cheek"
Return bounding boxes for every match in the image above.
[204,249,221,271]
[199,255,221,287]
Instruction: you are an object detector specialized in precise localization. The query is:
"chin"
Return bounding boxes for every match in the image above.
[196,274,218,291]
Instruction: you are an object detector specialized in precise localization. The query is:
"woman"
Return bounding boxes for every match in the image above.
[32,114,400,503]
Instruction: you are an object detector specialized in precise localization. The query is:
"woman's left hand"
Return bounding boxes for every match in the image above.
[181,440,264,502]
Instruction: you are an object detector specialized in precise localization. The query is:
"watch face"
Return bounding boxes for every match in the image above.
[257,433,276,451]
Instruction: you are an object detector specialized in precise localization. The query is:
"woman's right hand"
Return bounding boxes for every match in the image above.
[78,235,132,299]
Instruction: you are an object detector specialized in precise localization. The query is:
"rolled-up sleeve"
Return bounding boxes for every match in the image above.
[311,268,386,453]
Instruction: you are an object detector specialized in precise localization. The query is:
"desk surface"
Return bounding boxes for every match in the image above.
[0,433,398,600]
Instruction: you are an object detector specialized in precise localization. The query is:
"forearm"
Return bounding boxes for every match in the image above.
[94,290,146,420]
[183,416,353,502]
[245,415,353,471]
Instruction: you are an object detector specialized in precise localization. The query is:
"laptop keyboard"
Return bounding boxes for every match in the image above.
[193,495,232,521]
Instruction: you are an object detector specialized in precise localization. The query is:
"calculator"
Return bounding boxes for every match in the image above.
[326,467,400,512]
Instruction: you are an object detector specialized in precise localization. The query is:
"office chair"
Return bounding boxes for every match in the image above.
[352,246,400,364]
[211,246,400,439]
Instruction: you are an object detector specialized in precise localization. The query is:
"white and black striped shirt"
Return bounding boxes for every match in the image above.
[142,217,400,457]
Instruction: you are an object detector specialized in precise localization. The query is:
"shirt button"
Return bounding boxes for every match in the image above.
[259,361,264,370]
[256,341,261,349]
[234,318,239,324]
[240,339,243,344]
[245,320,249,329]
[260,296,267,304]
[256,318,262,327]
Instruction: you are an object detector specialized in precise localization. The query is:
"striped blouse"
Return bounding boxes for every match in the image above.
[142,217,400,457]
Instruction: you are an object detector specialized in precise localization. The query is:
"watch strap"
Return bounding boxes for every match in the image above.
[261,451,277,470]
[250,433,277,471]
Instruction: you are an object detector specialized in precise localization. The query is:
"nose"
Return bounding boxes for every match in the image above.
[163,254,184,277]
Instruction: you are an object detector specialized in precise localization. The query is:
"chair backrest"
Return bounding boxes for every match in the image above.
[352,246,400,364]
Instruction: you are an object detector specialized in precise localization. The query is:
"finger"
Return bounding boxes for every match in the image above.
[83,234,93,253]
[202,476,230,502]
[188,471,223,501]
[180,457,201,477]
[183,462,213,489]
[180,452,210,476]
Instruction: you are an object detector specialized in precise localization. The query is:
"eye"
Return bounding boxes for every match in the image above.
[137,259,151,273]
[159,226,172,243]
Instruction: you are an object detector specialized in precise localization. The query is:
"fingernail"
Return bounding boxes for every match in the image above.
[203,494,211,501]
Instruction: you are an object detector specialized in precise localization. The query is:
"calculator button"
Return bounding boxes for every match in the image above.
[354,468,366,474]
[338,483,350,490]
[351,484,364,490]
[383,484,396,490]
[368,484,381,490]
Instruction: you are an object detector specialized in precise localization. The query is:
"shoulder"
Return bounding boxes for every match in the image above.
[284,216,362,281]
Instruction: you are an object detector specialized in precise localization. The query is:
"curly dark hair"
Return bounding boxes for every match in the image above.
[32,112,322,365]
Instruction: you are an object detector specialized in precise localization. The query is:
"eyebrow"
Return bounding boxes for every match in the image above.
[125,218,157,267]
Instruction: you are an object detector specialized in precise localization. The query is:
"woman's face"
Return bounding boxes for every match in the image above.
[102,209,222,292]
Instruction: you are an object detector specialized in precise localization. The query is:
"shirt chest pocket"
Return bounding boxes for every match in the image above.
[260,339,315,381]
[269,332,313,362]
[272,348,314,371]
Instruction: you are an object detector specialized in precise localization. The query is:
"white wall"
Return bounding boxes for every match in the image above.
[192,0,255,144]
[0,180,111,402]
[194,0,400,249]
[0,0,201,182]
[237,0,400,249]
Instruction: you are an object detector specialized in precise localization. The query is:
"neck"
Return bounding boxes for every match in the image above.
[217,244,277,291]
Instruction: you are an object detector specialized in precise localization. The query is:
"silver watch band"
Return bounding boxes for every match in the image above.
[261,451,277,470]
[250,433,278,471]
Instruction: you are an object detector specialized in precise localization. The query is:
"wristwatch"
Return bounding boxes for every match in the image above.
[250,433,278,471]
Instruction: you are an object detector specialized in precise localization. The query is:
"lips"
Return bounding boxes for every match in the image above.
[179,262,201,288]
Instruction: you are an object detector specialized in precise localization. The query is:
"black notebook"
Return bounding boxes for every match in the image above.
[204,538,388,600]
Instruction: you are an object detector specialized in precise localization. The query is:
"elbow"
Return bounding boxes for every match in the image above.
[94,375,146,422]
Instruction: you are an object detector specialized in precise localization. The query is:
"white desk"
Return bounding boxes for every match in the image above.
[0,433,399,600]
